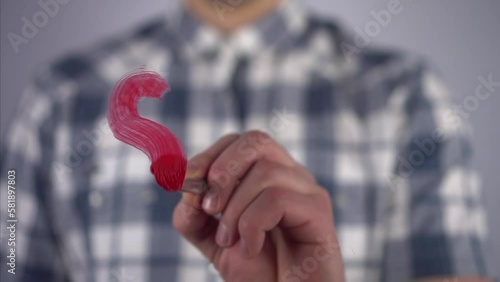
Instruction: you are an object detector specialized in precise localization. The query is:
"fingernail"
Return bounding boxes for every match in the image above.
[216,223,230,247]
[241,239,250,258]
[202,189,218,212]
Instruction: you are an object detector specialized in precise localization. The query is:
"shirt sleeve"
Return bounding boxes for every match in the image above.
[382,64,491,280]
[1,73,68,282]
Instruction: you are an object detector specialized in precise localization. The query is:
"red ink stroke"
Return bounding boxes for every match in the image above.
[107,70,186,192]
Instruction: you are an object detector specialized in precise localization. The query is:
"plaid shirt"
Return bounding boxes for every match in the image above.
[0,1,490,281]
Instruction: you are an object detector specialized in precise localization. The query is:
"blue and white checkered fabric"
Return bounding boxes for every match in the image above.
[0,1,490,281]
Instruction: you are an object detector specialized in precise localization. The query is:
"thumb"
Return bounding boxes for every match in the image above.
[172,134,239,261]
[173,185,219,262]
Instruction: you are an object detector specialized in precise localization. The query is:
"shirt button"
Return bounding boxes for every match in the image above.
[88,190,103,208]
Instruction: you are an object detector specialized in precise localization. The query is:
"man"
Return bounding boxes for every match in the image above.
[0,0,491,281]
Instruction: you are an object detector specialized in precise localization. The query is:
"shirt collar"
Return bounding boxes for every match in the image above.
[166,0,308,59]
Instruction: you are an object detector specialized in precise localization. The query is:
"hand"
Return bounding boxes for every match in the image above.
[173,131,345,282]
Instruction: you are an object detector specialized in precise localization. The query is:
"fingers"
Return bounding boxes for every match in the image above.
[203,130,297,215]
[238,187,333,259]
[187,133,240,179]
[172,192,219,261]
[215,159,318,248]
[173,131,330,262]
[172,133,239,261]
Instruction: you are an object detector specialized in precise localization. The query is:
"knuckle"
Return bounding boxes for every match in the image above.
[238,215,256,234]
[244,130,264,138]
[220,133,240,142]
[254,160,277,178]
[265,187,289,204]
[207,166,229,186]
[244,130,272,143]
[220,210,237,227]
[261,167,286,187]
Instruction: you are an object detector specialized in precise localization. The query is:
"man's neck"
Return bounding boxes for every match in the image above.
[183,0,282,33]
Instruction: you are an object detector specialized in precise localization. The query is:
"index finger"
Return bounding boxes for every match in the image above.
[203,130,297,214]
[186,133,240,181]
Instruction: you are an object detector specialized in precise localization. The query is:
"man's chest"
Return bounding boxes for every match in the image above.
[48,94,395,272]
[46,47,401,281]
